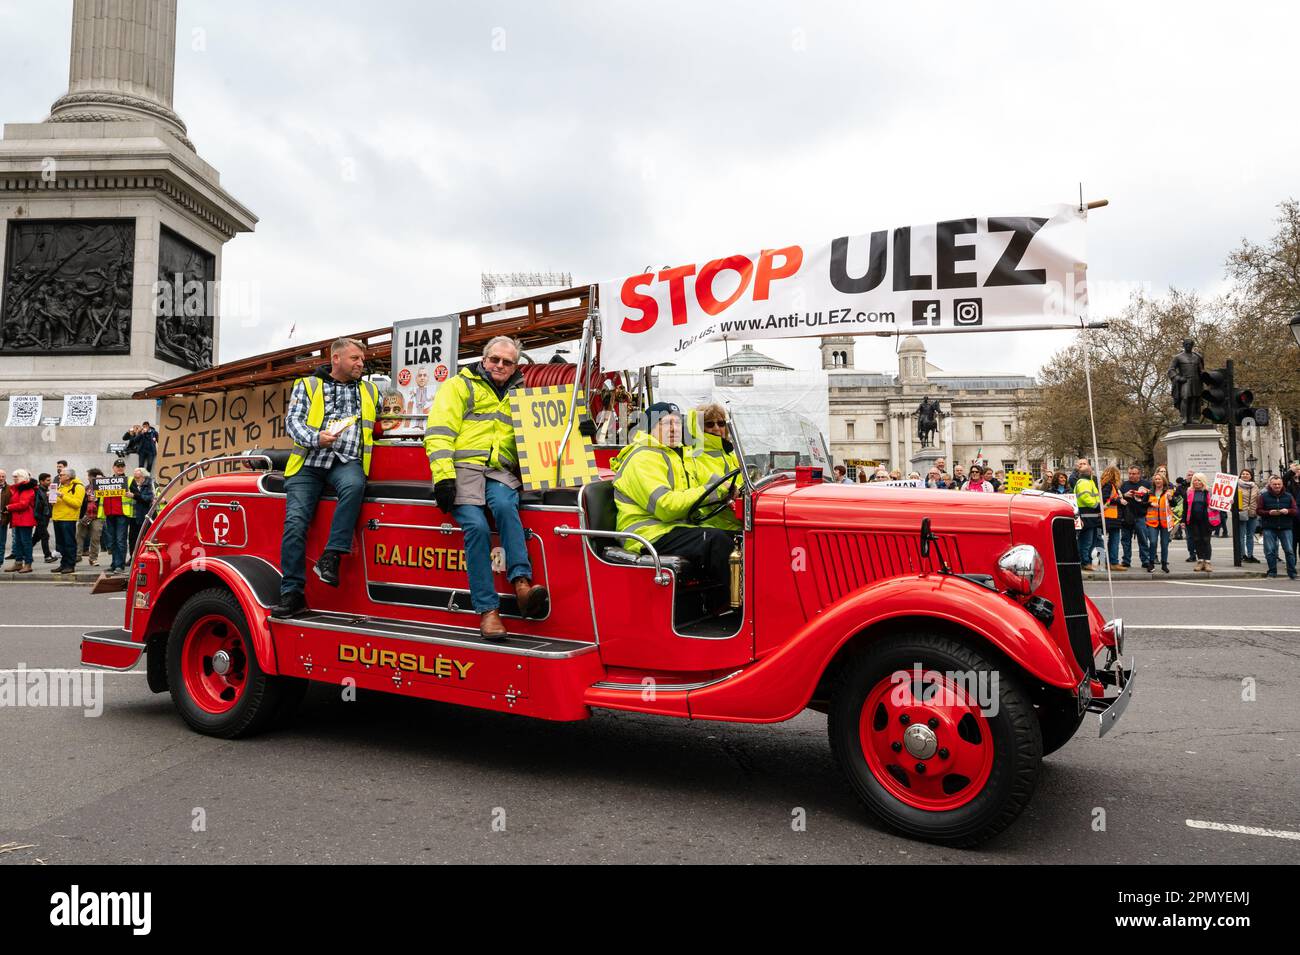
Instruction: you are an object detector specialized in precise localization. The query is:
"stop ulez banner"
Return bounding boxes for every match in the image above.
[598,204,1088,370]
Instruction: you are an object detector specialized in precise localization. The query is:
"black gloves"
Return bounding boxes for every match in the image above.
[578,419,597,439]
[434,479,457,514]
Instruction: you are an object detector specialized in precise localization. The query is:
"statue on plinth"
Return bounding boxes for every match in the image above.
[915,396,942,448]
[1167,338,1206,427]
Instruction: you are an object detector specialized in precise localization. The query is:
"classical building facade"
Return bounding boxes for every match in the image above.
[822,335,1041,478]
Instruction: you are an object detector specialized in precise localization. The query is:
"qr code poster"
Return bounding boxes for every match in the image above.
[61,394,98,427]
[5,395,42,427]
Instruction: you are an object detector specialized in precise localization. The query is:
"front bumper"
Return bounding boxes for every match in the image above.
[1086,617,1134,737]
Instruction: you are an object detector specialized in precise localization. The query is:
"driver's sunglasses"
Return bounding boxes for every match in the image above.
[704,418,727,429]
[485,355,517,367]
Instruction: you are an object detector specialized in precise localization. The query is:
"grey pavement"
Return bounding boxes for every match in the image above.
[0,577,1297,863]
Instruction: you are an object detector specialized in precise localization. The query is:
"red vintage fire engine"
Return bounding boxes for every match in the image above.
[82,321,1132,847]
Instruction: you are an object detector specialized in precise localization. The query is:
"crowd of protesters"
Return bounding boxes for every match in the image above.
[1,424,158,576]
[1034,457,1299,577]
[840,455,1300,579]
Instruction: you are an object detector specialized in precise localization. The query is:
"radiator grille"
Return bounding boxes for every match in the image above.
[808,531,963,604]
[1051,516,1093,674]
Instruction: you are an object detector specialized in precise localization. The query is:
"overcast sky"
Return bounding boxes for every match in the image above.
[2,0,1296,377]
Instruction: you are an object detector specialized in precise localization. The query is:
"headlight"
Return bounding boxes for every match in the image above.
[995,544,1045,595]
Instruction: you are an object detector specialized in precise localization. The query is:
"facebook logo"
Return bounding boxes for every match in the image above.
[912,300,940,326]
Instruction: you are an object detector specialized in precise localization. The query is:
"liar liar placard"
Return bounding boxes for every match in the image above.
[1208,472,1238,512]
[510,384,599,491]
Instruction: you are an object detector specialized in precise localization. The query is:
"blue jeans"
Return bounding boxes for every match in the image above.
[10,527,33,564]
[1240,516,1259,559]
[452,479,532,613]
[280,460,366,596]
[1122,523,1152,566]
[1079,524,1100,566]
[1149,526,1170,567]
[1262,528,1297,577]
[54,520,78,571]
[104,514,129,570]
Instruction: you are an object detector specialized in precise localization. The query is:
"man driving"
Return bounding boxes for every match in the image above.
[425,335,548,640]
[684,401,742,532]
[611,402,738,582]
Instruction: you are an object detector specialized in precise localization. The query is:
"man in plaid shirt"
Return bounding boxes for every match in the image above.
[274,338,379,617]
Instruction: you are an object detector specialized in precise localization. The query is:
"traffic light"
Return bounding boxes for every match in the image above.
[1233,389,1256,426]
[1200,368,1231,424]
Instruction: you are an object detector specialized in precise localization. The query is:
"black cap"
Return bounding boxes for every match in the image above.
[638,401,681,435]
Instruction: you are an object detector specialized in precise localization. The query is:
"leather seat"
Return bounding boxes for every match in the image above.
[579,479,697,577]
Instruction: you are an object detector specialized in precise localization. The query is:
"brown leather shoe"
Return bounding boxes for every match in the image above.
[512,577,550,619]
[479,609,508,640]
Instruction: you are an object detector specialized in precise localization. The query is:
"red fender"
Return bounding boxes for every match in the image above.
[154,557,279,676]
[688,574,1078,723]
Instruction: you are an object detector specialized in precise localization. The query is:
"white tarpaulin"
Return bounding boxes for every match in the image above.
[599,204,1088,369]
[654,369,830,470]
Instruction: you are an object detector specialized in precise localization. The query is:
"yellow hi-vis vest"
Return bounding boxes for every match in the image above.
[684,408,743,531]
[423,365,523,486]
[609,431,731,552]
[284,375,380,477]
[96,479,133,519]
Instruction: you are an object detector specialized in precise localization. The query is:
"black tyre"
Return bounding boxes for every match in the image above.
[166,587,284,738]
[828,632,1042,847]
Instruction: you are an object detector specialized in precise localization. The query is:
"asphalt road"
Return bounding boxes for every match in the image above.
[1,577,1298,864]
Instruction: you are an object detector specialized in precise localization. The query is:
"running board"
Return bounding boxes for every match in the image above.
[269,609,596,659]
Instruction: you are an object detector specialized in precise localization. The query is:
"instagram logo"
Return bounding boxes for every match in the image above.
[953,298,983,326]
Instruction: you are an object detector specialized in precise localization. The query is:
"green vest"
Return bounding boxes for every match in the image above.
[285,375,380,477]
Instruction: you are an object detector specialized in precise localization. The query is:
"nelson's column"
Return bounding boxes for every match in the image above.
[0,0,256,476]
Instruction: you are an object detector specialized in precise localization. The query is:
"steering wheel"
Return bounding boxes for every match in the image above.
[689,467,744,525]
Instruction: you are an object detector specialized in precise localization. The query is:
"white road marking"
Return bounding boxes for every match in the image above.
[1186,819,1300,841]
[1102,594,1293,600]
[1160,581,1300,596]
[0,624,110,628]
[1127,625,1300,632]
[0,668,143,674]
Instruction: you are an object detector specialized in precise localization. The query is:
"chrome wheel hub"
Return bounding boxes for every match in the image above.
[903,723,938,759]
[211,649,232,676]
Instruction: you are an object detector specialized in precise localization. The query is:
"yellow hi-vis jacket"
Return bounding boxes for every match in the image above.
[610,431,731,552]
[52,478,85,522]
[424,364,524,488]
[684,408,742,531]
[284,374,381,477]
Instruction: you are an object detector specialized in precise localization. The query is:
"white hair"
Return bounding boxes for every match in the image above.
[134,468,150,478]
[482,335,522,360]
[13,469,30,482]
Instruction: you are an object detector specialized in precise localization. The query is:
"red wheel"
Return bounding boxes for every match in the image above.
[166,588,285,738]
[180,614,249,714]
[829,631,1042,847]
[859,672,994,811]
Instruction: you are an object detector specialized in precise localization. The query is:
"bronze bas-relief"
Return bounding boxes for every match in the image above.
[0,219,135,355]
[155,225,215,371]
